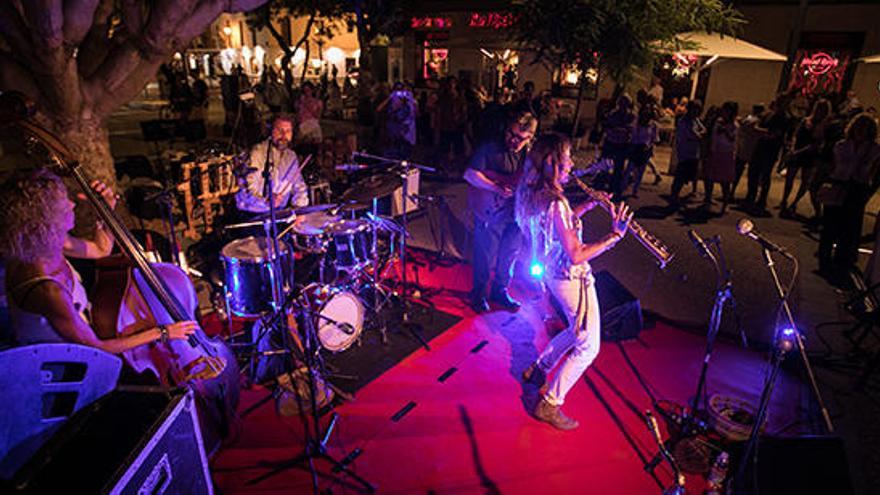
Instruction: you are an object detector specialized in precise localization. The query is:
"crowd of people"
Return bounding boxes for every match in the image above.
[592,83,880,286]
[161,62,880,288]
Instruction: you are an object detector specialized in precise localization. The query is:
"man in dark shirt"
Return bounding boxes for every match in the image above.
[744,97,790,213]
[464,111,537,312]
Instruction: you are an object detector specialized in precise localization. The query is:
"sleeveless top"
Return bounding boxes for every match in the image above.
[520,194,592,280]
[8,259,90,345]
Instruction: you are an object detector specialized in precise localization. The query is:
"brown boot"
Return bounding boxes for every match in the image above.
[533,399,579,430]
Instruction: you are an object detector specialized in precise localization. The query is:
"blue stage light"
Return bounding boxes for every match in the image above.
[529,260,544,278]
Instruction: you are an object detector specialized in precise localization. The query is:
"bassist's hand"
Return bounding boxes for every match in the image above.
[166,321,199,341]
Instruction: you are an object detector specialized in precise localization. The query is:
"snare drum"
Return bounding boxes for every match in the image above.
[221,236,291,317]
[309,286,365,352]
[292,211,339,253]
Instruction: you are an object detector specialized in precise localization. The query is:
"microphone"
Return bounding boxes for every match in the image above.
[335,163,369,171]
[736,218,792,258]
[687,229,712,259]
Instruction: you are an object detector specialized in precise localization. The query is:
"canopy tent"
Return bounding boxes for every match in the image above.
[671,32,787,62]
[665,32,786,99]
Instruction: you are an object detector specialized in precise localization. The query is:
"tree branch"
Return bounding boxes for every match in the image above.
[62,0,101,45]
[22,0,65,50]
[77,0,115,78]
[120,0,145,34]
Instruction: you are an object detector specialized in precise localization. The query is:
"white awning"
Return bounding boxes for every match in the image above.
[670,32,786,62]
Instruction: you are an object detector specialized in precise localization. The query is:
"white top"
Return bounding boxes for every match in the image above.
[236,139,309,213]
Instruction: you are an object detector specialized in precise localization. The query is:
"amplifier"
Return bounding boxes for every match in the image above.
[12,389,213,494]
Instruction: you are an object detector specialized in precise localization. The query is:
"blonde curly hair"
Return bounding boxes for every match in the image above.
[0,168,70,263]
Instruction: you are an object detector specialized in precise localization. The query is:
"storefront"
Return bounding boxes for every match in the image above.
[401,11,552,94]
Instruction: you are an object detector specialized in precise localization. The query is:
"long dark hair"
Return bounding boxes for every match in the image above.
[515,133,571,228]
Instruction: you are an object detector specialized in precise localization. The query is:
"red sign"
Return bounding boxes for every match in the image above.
[411,17,453,29]
[468,12,516,29]
[800,52,839,75]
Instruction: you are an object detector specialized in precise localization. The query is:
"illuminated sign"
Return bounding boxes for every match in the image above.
[468,12,517,29]
[411,17,453,29]
[800,52,839,75]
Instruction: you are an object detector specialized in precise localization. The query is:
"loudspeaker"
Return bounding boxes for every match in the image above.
[750,435,853,495]
[12,389,213,494]
[595,270,643,341]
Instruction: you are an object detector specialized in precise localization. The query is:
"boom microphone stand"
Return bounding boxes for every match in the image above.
[731,246,834,494]
[646,230,743,475]
[246,286,374,493]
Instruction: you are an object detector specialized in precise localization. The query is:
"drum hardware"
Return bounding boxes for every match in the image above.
[348,152,435,350]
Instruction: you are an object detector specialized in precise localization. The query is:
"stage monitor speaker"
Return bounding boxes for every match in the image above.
[12,389,213,495]
[751,435,853,495]
[595,270,643,341]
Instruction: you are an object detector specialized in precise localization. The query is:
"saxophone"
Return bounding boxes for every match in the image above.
[570,174,675,269]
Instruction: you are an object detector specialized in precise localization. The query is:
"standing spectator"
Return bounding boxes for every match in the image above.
[668,100,706,206]
[647,77,664,107]
[839,89,863,115]
[377,82,418,160]
[744,97,789,215]
[732,104,764,200]
[436,77,467,172]
[624,106,659,198]
[817,114,880,282]
[602,95,635,199]
[703,101,739,214]
[780,98,832,217]
[295,81,324,157]
[514,81,539,118]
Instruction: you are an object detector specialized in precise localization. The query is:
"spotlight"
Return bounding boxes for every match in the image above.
[777,326,798,352]
[529,260,545,278]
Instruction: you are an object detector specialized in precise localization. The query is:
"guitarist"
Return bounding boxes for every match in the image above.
[464,111,537,313]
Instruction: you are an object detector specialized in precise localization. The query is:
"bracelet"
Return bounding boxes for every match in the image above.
[158,325,169,344]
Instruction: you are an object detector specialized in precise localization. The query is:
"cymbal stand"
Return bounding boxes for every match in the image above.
[350,152,434,350]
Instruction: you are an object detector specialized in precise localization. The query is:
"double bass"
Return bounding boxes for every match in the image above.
[2,94,239,452]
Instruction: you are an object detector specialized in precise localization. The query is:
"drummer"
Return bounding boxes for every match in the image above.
[234,114,309,221]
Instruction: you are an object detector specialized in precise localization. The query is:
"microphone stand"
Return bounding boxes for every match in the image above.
[731,247,834,493]
[261,138,284,310]
[645,234,739,475]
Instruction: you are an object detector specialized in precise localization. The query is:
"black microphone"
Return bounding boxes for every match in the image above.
[687,229,712,259]
[736,218,793,258]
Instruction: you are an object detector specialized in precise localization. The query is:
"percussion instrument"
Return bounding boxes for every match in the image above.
[291,210,341,254]
[325,219,374,273]
[311,286,365,352]
[221,237,292,317]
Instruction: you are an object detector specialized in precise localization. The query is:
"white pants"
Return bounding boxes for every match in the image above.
[536,275,601,406]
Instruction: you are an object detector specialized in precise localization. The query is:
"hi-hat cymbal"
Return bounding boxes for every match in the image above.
[340,174,399,203]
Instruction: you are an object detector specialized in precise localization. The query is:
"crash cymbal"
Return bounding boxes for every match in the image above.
[340,174,399,203]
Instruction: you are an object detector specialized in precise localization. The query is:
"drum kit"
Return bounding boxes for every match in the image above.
[219,175,409,355]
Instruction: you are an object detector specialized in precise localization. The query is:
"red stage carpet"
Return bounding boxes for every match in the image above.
[212,256,810,494]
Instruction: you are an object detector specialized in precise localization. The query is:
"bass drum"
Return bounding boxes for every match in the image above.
[312,287,364,352]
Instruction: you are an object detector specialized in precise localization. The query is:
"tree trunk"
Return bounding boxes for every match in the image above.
[571,77,586,139]
[43,115,118,235]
